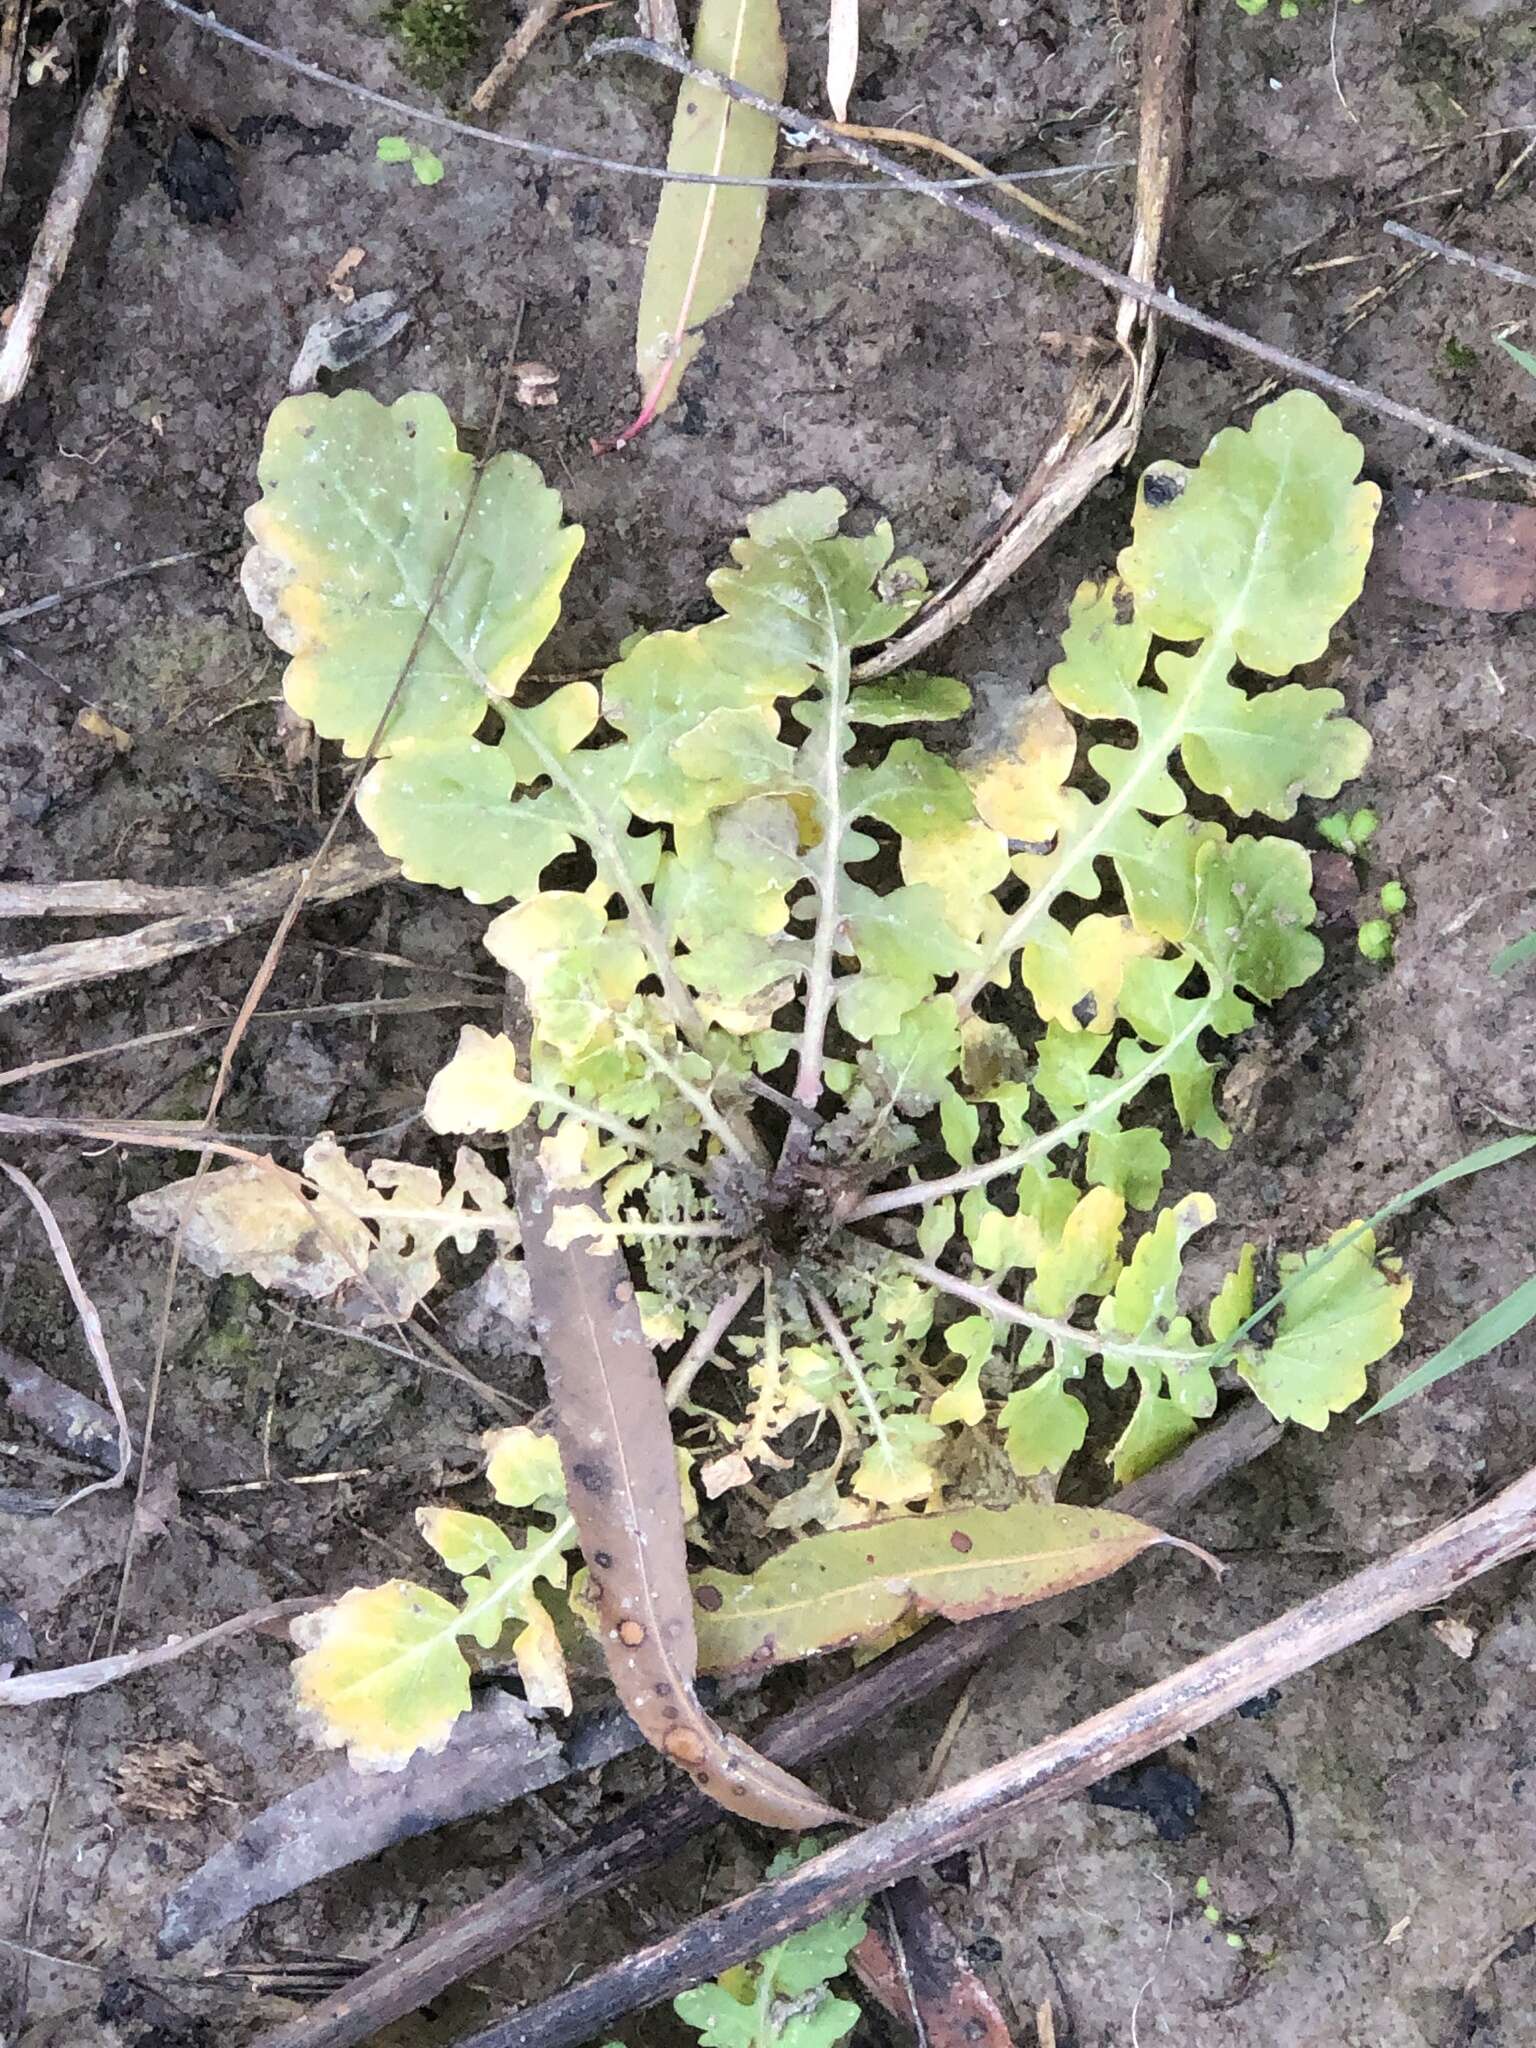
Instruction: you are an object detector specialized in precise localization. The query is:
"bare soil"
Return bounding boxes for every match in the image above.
[1,0,1534,2043]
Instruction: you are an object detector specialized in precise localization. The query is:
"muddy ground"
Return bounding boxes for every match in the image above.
[1,0,1535,2041]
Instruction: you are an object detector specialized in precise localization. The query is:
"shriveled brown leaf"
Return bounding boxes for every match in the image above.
[853,1878,1015,2048]
[516,1165,846,1830]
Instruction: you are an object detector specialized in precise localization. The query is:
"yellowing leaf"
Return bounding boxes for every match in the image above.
[628,0,788,433]
[851,1413,945,1507]
[691,1500,1191,1672]
[1021,912,1163,1033]
[243,390,582,756]
[969,691,1076,842]
[425,1026,537,1134]
[291,1582,470,1771]
[483,1425,567,1512]
[291,1501,579,1770]
[1029,1185,1125,1317]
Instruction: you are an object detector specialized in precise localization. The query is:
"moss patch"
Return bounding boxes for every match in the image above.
[383,0,481,86]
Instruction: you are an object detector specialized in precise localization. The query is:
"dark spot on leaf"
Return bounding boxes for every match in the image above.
[618,1620,646,1647]
[1142,468,1185,509]
[664,1728,707,1765]
[1072,993,1098,1028]
[694,1583,723,1611]
[1112,582,1136,624]
[593,1550,614,1569]
[966,1936,1003,1966]
[654,1679,672,1696]
[950,1529,974,1554]
[964,2020,988,2042]
[570,1460,611,1496]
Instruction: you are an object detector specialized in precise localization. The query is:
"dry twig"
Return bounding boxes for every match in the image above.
[0,1162,132,1506]
[0,547,218,630]
[470,0,567,110]
[0,0,138,407]
[1383,218,1536,295]
[0,843,399,1007]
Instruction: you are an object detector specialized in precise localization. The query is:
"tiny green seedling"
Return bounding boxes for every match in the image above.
[1318,805,1379,857]
[1194,1873,1247,1951]
[377,135,446,186]
[1359,880,1407,962]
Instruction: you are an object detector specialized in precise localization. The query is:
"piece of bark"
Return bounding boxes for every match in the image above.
[1395,490,1536,614]
[853,1879,1014,2048]
[159,1699,641,1954]
[0,1343,123,1471]
[160,1695,558,1953]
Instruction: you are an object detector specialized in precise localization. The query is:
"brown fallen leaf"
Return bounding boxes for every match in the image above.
[515,1164,848,1830]
[854,1878,1015,2048]
[1395,489,1536,614]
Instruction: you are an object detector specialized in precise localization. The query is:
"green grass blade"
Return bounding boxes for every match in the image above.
[1497,336,1536,380]
[1362,1272,1536,1416]
[1219,1132,1536,1360]
[1491,930,1536,979]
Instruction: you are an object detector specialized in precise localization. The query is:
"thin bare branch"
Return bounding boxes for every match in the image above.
[469,0,564,111]
[0,546,219,629]
[1383,217,1536,294]
[151,0,1123,197]
[593,38,1536,484]
[0,1162,132,1507]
